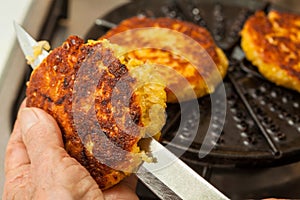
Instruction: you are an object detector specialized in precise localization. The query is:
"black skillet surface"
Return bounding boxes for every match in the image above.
[85,0,300,168]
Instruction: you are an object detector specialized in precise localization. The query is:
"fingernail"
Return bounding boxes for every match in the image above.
[19,108,39,134]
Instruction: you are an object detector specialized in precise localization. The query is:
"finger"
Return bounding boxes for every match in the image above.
[103,175,139,200]
[5,99,30,174]
[119,174,138,191]
[19,107,65,165]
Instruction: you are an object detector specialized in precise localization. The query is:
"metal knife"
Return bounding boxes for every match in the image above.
[14,22,49,69]
[14,22,229,200]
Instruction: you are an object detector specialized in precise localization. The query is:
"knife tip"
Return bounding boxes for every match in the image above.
[13,20,20,31]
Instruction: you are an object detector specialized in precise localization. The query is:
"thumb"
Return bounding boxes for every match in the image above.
[19,107,65,164]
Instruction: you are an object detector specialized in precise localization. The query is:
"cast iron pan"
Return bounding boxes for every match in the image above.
[84,0,300,168]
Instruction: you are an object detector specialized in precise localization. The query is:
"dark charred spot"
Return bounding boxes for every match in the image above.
[41,94,53,102]
[100,99,108,106]
[63,77,69,88]
[280,64,300,79]
[108,63,128,78]
[113,174,118,180]
[56,96,66,105]
[130,105,142,125]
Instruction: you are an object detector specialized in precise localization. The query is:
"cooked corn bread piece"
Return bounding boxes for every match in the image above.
[241,10,300,92]
[100,17,229,103]
[26,36,166,190]
[25,40,50,65]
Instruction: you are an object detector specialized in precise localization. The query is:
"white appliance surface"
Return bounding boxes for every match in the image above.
[0,0,32,79]
[0,0,33,196]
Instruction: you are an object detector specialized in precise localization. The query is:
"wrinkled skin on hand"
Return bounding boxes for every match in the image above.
[3,99,138,200]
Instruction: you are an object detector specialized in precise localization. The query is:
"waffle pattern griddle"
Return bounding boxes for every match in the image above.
[86,0,300,167]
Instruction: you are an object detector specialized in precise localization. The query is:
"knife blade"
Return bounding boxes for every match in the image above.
[14,22,49,69]
[137,138,229,200]
[14,22,229,200]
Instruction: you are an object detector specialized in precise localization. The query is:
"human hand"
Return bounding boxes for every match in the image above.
[3,100,139,200]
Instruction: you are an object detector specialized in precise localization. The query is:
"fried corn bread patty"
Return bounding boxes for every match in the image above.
[26,36,166,189]
[100,17,229,103]
[241,10,300,92]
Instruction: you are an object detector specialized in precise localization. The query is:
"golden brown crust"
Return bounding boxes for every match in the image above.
[241,10,300,92]
[26,36,144,189]
[100,17,228,102]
